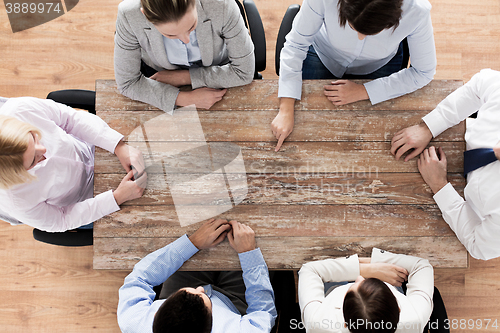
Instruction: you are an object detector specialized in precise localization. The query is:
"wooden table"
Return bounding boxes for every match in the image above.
[94,79,467,270]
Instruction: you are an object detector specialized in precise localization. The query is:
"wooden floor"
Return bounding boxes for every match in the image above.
[0,0,499,332]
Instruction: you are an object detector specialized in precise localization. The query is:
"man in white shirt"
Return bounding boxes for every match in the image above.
[391,68,500,260]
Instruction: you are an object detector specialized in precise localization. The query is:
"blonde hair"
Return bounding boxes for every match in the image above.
[0,115,42,189]
[141,0,195,24]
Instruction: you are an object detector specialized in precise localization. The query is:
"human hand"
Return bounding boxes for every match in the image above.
[418,146,448,194]
[227,220,256,253]
[189,218,232,250]
[323,80,369,105]
[150,70,191,87]
[272,98,295,152]
[176,88,227,109]
[114,141,146,181]
[360,262,408,287]
[494,140,500,161]
[113,170,147,205]
[391,123,433,161]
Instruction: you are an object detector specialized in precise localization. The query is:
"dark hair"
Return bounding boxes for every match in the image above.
[141,0,195,24]
[338,0,403,35]
[343,278,399,333]
[153,289,212,333]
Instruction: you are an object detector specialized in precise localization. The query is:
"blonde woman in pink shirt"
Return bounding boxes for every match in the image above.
[0,96,146,232]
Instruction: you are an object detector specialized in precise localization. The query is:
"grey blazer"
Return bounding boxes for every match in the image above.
[114,0,255,113]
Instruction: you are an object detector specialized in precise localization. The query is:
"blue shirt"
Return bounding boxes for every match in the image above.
[278,0,436,105]
[163,31,202,67]
[117,235,277,333]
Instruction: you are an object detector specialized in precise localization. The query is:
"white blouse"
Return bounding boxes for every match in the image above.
[0,97,123,232]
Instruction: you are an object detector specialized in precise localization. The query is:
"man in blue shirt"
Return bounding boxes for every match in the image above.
[117,218,277,333]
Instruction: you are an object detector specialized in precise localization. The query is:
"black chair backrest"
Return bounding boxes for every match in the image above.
[275,4,300,76]
[236,0,266,79]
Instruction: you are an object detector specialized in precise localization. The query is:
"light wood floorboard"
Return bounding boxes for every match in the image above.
[1,0,500,331]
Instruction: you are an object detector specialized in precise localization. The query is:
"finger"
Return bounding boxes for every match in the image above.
[213,230,228,246]
[394,144,410,161]
[422,148,430,161]
[123,170,134,181]
[392,130,404,143]
[438,146,447,163]
[134,172,148,189]
[390,136,403,155]
[275,134,286,152]
[331,80,346,85]
[150,73,158,80]
[227,230,234,246]
[323,84,339,91]
[404,147,424,162]
[213,224,231,240]
[212,219,229,229]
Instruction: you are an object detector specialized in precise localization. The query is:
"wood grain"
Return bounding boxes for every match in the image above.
[95,172,466,205]
[93,204,455,238]
[98,109,465,143]
[94,141,466,174]
[96,79,463,112]
[93,236,467,270]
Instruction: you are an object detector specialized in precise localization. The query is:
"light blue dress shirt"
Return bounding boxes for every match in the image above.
[117,234,277,333]
[163,30,202,67]
[278,0,437,105]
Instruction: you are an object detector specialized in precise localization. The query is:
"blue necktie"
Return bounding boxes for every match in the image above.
[463,148,497,176]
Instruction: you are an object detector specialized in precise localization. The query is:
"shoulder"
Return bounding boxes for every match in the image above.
[117,0,144,20]
[198,0,236,17]
[1,97,48,117]
[402,0,432,16]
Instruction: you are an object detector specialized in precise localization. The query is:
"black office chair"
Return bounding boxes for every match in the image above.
[236,0,266,79]
[275,4,410,75]
[30,89,97,247]
[402,283,449,333]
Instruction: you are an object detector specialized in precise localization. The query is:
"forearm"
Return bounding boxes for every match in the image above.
[19,191,119,232]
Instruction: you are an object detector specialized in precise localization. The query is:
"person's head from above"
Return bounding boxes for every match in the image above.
[338,0,403,39]
[140,0,197,44]
[153,286,213,333]
[343,276,399,333]
[0,115,46,190]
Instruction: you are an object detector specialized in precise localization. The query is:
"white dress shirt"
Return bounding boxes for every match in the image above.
[422,68,500,260]
[163,31,202,67]
[278,0,436,105]
[0,97,124,232]
[298,249,434,333]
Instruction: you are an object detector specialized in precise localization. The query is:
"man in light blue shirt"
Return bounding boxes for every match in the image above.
[117,218,277,333]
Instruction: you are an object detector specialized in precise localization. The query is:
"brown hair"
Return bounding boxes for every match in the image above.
[141,0,196,24]
[338,0,403,36]
[343,278,399,333]
[0,115,41,189]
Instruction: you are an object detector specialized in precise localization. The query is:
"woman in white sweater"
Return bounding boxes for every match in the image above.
[298,248,434,333]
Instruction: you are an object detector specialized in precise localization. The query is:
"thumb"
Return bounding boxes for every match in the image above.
[123,170,134,181]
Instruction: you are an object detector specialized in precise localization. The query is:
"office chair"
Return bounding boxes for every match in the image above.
[236,0,266,79]
[274,4,410,75]
[30,89,97,247]
[402,283,450,333]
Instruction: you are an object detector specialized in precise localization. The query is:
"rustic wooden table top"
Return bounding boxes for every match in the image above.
[94,79,467,270]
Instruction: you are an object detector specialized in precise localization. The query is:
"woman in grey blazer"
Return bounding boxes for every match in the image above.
[114,0,255,113]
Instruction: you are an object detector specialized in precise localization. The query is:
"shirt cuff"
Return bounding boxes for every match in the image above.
[239,248,266,271]
[422,110,449,138]
[176,234,201,259]
[363,80,386,105]
[433,182,464,211]
[100,129,125,154]
[97,190,121,216]
[278,76,302,100]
